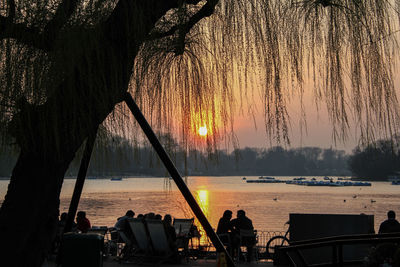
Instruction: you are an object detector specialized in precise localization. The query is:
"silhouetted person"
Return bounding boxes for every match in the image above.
[59,212,68,229]
[145,212,155,220]
[155,214,162,220]
[231,210,255,262]
[163,214,177,244]
[115,210,135,258]
[162,214,179,262]
[232,210,254,231]
[217,210,235,255]
[217,210,234,235]
[53,212,69,253]
[379,210,400,233]
[115,210,135,231]
[76,211,91,233]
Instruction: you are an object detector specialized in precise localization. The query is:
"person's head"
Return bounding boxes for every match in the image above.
[60,212,68,221]
[163,214,172,225]
[388,210,396,219]
[154,214,162,220]
[145,212,155,219]
[237,210,245,218]
[77,211,86,219]
[126,210,135,217]
[137,214,144,219]
[223,210,233,220]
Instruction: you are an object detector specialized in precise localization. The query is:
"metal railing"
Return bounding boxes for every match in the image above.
[103,227,286,259]
[279,232,400,266]
[186,229,285,254]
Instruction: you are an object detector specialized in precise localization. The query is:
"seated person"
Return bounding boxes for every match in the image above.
[231,210,256,262]
[76,211,91,233]
[52,212,68,253]
[115,210,135,231]
[144,212,155,220]
[163,214,180,262]
[115,210,135,240]
[379,210,400,233]
[163,214,177,245]
[115,210,136,258]
[217,210,236,253]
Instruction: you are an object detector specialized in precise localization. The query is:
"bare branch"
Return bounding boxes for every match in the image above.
[7,0,15,23]
[0,16,46,49]
[147,25,179,41]
[0,0,80,50]
[43,0,80,50]
[175,0,218,54]
[147,0,218,54]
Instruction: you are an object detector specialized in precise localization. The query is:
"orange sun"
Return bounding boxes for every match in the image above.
[198,126,208,136]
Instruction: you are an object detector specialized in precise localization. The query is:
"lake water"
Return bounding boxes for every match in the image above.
[1,176,399,234]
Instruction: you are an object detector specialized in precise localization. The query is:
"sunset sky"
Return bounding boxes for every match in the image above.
[230,71,400,154]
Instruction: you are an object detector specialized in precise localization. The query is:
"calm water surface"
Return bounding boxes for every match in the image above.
[1,176,399,232]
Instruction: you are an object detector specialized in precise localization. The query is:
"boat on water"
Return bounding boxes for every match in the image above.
[110,177,123,181]
[285,180,371,187]
[389,174,400,184]
[246,177,285,183]
[259,176,275,180]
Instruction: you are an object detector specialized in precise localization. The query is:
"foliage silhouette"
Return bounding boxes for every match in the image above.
[349,138,400,180]
[0,0,399,265]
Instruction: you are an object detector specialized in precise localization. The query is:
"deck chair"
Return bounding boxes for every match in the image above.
[127,218,152,261]
[146,219,178,263]
[87,226,108,236]
[173,218,194,259]
[173,218,194,237]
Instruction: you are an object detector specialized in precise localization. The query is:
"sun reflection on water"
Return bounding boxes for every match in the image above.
[195,189,211,245]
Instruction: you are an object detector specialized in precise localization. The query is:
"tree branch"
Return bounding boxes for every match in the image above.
[7,0,15,23]
[0,16,46,49]
[0,0,79,51]
[147,0,218,54]
[42,0,80,49]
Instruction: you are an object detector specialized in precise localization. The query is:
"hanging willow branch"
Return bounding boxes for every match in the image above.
[1,0,399,151]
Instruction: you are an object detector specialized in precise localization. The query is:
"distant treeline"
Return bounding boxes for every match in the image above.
[3,133,400,179]
[0,133,350,177]
[349,138,400,181]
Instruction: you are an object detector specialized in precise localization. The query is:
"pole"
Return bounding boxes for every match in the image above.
[64,127,98,233]
[124,92,235,267]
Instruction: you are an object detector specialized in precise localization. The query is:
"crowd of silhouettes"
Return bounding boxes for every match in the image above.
[112,210,183,260]
[52,208,400,263]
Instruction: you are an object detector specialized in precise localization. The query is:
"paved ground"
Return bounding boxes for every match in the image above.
[42,257,274,267]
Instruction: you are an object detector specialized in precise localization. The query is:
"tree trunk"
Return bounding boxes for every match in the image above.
[0,150,73,266]
[0,1,181,266]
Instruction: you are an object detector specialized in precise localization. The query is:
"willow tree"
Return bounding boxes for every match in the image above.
[0,0,399,266]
